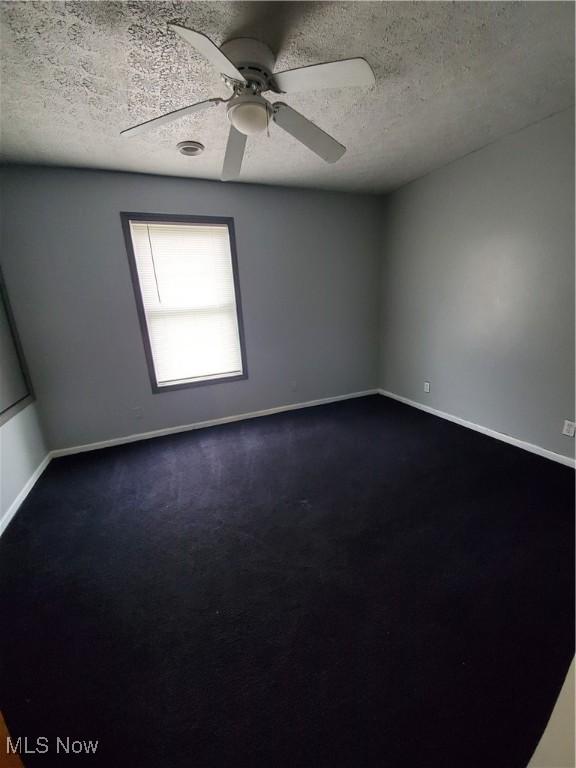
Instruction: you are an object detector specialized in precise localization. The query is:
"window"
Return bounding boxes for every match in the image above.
[121,213,247,392]
[0,267,33,427]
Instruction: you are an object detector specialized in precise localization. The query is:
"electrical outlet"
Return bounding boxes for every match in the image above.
[562,420,575,437]
[132,407,143,420]
[424,381,430,393]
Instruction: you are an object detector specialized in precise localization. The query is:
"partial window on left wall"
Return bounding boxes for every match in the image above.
[0,268,32,426]
[121,214,247,392]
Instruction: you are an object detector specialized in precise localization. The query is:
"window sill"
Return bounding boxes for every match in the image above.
[152,372,248,393]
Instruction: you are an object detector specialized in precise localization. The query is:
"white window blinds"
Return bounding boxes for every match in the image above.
[128,220,244,388]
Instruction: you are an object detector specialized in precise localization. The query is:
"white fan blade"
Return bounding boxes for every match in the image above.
[121,98,222,137]
[272,103,345,163]
[169,25,246,83]
[222,126,247,180]
[272,58,375,93]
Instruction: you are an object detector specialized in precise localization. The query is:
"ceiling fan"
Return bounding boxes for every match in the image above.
[121,24,375,180]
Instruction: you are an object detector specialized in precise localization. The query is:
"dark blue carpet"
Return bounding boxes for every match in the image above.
[0,395,573,767]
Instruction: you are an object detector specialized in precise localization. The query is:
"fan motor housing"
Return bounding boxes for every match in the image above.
[220,38,276,90]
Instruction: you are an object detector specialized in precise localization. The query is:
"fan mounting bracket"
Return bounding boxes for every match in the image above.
[220,38,276,93]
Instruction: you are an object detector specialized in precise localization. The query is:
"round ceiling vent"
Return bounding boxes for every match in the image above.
[177,141,205,156]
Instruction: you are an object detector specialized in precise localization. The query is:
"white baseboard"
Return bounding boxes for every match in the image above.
[50,389,379,458]
[0,453,52,538]
[378,389,575,468]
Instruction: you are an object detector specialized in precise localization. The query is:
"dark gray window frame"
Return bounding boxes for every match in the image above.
[120,212,248,394]
[0,266,34,427]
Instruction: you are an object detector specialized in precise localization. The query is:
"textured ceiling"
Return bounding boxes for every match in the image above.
[0,1,574,193]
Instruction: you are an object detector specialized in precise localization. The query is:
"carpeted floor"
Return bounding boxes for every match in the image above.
[0,395,573,767]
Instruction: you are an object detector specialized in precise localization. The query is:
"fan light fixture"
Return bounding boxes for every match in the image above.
[227,95,269,136]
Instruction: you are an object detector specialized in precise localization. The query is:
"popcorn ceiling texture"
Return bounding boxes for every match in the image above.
[0,1,574,193]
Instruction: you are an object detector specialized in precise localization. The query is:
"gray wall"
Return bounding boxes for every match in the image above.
[0,402,47,529]
[0,167,381,450]
[379,108,575,458]
[2,110,573,457]
[0,177,48,532]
